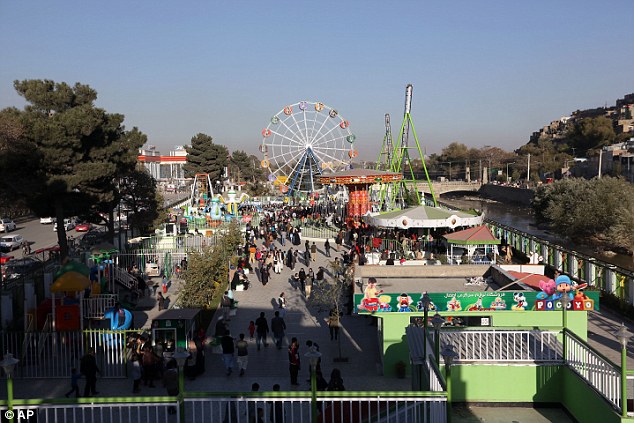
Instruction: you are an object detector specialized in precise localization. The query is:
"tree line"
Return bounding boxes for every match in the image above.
[0,79,161,260]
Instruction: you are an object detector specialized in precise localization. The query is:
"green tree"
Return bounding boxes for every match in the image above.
[0,107,35,217]
[183,133,228,181]
[565,116,615,155]
[119,167,162,235]
[533,177,634,253]
[178,221,242,309]
[11,79,144,259]
[229,150,265,184]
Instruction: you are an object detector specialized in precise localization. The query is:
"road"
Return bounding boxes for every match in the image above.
[1,219,90,260]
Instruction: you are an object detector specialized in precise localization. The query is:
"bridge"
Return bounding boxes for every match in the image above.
[415,180,482,195]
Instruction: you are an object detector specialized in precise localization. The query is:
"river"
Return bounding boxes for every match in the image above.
[441,193,634,272]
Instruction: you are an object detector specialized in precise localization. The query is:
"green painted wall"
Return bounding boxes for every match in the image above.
[560,367,627,423]
[449,364,563,403]
[379,311,588,377]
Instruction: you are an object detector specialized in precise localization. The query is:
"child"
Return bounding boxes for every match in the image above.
[248,321,256,339]
[64,368,81,398]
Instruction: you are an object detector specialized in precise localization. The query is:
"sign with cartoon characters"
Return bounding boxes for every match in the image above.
[356,275,599,313]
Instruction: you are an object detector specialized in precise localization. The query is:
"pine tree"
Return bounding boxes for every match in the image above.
[183,133,228,181]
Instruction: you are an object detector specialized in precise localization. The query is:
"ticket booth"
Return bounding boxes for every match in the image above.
[151,308,201,350]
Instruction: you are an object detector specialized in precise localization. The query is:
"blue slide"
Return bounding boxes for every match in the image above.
[104,307,133,330]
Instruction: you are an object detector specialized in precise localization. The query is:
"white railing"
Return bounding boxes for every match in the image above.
[439,329,562,363]
[186,395,446,423]
[2,329,136,379]
[2,402,180,423]
[427,354,446,393]
[113,266,137,290]
[83,294,118,319]
[565,330,622,412]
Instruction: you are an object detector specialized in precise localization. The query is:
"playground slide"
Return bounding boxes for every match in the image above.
[104,307,133,330]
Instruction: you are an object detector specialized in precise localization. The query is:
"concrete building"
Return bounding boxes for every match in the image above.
[138,145,188,183]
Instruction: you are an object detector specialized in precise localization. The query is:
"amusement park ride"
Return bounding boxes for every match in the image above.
[260,85,438,215]
[186,173,250,225]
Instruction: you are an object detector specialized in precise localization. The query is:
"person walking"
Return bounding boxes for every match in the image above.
[157,291,165,311]
[235,333,249,377]
[221,291,232,321]
[327,368,345,391]
[324,239,331,257]
[305,274,313,299]
[64,368,81,398]
[327,309,340,341]
[261,265,270,286]
[163,360,179,415]
[269,384,285,422]
[298,268,306,294]
[310,242,317,262]
[271,311,287,349]
[221,329,235,376]
[80,348,101,397]
[278,292,287,318]
[141,344,158,387]
[130,353,142,393]
[288,337,300,386]
[255,312,269,350]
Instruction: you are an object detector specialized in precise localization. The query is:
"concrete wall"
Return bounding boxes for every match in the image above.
[478,184,534,206]
[356,264,487,279]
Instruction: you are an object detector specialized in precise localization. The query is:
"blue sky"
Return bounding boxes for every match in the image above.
[1,1,632,160]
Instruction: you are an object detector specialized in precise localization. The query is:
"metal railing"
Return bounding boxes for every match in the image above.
[1,329,138,379]
[564,329,622,412]
[439,328,562,363]
[82,294,118,319]
[113,266,136,291]
[185,392,447,423]
[1,399,179,423]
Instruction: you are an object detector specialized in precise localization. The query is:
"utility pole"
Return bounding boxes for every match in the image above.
[598,149,603,179]
[527,153,531,183]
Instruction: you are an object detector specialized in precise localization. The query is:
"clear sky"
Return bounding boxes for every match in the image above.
[1,1,632,160]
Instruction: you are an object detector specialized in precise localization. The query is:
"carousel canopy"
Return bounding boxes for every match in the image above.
[319,169,402,185]
[443,225,500,245]
[366,205,483,230]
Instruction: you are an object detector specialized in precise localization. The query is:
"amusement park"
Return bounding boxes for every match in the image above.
[0,84,633,423]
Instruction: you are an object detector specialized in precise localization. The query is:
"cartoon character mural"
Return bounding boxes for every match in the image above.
[512,292,528,310]
[536,279,556,300]
[490,296,507,310]
[446,296,462,311]
[397,293,414,312]
[358,278,385,312]
[416,295,437,312]
[466,296,485,311]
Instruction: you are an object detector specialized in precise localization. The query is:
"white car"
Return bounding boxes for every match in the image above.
[53,218,76,232]
[0,234,24,252]
[0,218,17,232]
[40,217,54,224]
[144,262,160,277]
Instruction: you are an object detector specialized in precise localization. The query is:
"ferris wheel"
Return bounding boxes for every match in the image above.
[260,101,357,196]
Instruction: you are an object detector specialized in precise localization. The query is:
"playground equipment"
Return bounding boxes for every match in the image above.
[104,306,133,330]
[260,100,356,196]
[49,263,92,331]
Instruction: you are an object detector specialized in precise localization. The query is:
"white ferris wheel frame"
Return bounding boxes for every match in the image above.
[260,100,356,195]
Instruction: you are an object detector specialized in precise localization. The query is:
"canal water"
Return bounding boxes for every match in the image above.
[441,193,634,272]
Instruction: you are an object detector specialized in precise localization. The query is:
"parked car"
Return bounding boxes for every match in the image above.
[53,218,76,232]
[0,252,13,265]
[0,218,17,233]
[2,257,41,280]
[40,217,54,224]
[145,262,160,277]
[0,234,24,252]
[75,221,93,232]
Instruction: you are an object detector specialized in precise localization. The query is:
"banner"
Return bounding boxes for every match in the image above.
[355,291,599,313]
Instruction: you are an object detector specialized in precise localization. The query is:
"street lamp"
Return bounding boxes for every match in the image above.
[305,350,322,423]
[431,313,445,366]
[172,347,190,421]
[614,323,631,418]
[421,292,432,358]
[506,162,515,183]
[0,352,19,411]
[441,344,459,423]
[559,288,571,360]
